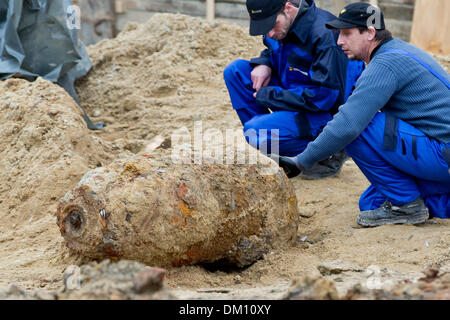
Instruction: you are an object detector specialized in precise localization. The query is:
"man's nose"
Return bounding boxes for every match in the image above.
[337,34,344,46]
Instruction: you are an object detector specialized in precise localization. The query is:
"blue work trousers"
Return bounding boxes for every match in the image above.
[223,59,363,156]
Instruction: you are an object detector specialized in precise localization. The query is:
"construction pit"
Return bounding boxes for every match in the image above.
[0,14,449,300]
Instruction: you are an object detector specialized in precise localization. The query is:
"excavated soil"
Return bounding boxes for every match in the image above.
[0,13,449,299]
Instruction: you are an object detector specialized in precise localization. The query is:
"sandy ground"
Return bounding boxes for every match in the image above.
[0,14,448,299]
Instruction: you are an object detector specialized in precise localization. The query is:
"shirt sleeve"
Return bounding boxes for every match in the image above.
[297,61,399,168]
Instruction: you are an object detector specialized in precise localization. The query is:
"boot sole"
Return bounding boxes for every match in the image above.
[357,211,429,227]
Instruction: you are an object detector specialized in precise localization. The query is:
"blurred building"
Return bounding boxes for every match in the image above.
[74,0,415,45]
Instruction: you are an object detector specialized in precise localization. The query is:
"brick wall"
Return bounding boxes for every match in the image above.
[368,0,416,41]
[74,0,417,44]
[114,0,415,41]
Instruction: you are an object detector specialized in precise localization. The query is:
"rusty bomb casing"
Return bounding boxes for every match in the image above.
[56,156,299,267]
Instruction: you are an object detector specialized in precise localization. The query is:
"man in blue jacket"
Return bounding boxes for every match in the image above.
[224,0,364,179]
[275,2,450,225]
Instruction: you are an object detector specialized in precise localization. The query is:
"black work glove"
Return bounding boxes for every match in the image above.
[269,154,304,178]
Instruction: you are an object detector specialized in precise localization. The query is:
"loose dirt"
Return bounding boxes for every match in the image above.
[0,13,448,299]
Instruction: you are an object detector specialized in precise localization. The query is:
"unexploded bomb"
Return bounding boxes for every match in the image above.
[57,156,299,267]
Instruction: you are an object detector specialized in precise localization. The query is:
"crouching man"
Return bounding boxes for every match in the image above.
[224,0,364,179]
[275,2,450,226]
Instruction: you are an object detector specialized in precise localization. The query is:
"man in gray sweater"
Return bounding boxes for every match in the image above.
[275,2,450,226]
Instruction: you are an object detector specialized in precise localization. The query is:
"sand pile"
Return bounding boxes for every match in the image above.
[75,13,263,149]
[0,14,266,290]
[0,79,118,227]
[0,78,135,289]
[0,12,449,298]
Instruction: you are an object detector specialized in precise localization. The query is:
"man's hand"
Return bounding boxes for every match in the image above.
[269,154,304,178]
[251,65,272,97]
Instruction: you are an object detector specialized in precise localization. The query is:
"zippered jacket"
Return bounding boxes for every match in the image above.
[251,0,353,116]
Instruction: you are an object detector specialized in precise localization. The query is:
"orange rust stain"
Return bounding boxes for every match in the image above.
[102,245,120,258]
[247,165,256,174]
[171,248,199,267]
[178,201,195,218]
[98,215,107,229]
[60,223,66,235]
[172,259,188,267]
[80,185,91,191]
[186,248,199,259]
[177,201,195,226]
[176,183,188,199]
[123,162,147,176]
[232,190,248,211]
[171,216,181,224]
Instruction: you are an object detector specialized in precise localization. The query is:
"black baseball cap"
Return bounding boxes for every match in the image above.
[325,2,385,30]
[246,0,286,36]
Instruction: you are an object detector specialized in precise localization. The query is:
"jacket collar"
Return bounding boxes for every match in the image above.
[370,38,394,61]
[289,0,315,43]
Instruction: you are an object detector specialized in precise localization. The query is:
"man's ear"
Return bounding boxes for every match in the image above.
[367,26,377,41]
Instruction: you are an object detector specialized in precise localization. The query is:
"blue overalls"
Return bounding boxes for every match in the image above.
[223,1,365,156]
[345,49,450,218]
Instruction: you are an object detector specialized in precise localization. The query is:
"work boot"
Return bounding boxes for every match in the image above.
[300,150,348,180]
[356,197,429,227]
